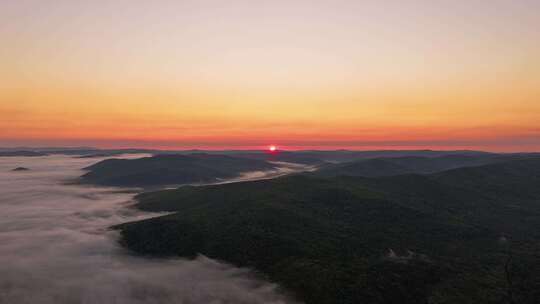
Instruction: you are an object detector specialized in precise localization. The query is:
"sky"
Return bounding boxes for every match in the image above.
[1,0,539,151]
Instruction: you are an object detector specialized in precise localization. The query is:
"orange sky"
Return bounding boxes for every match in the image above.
[1,0,539,151]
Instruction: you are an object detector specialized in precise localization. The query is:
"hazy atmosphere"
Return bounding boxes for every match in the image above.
[1,1,539,303]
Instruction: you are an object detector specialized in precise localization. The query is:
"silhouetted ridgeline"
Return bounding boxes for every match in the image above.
[312,153,538,177]
[116,158,540,304]
[234,149,497,165]
[80,154,276,187]
[0,151,47,157]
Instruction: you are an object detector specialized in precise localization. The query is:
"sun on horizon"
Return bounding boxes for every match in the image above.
[0,0,539,152]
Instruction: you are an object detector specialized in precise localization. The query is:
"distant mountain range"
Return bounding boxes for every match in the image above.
[228,149,498,164]
[0,146,513,159]
[0,151,47,157]
[77,150,540,188]
[116,157,540,304]
[312,153,535,177]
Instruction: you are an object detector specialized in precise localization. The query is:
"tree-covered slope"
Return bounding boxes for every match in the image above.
[313,154,528,178]
[116,158,540,304]
[80,153,276,187]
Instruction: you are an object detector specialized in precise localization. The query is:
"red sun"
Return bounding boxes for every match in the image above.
[268,145,277,152]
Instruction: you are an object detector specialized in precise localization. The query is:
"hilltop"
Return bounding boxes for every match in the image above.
[80,153,276,187]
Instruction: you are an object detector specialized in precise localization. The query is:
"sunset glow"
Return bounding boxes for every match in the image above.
[1,1,539,151]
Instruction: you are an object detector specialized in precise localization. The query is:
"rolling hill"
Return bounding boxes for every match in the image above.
[116,158,540,304]
[313,154,532,177]
[80,153,276,187]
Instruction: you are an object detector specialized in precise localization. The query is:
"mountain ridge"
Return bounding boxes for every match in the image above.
[115,157,540,304]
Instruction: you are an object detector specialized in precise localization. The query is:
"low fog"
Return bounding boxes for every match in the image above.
[0,154,295,304]
[209,161,316,186]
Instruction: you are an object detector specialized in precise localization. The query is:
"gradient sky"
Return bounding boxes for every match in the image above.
[1,0,539,151]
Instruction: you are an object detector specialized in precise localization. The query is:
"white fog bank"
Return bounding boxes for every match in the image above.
[0,154,296,304]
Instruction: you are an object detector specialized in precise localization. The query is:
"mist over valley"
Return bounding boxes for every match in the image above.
[0,154,296,304]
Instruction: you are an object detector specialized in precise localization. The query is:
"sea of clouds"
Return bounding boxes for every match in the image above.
[0,154,295,304]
